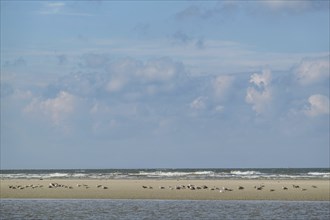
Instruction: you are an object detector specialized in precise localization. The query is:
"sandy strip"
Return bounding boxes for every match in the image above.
[1,179,329,201]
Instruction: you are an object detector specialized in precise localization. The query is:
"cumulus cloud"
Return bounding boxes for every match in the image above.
[294,56,329,85]
[52,55,185,97]
[25,91,77,125]
[304,94,329,117]
[190,96,207,110]
[105,57,185,95]
[246,69,272,114]
[249,69,271,87]
[106,78,127,92]
[212,75,234,100]
[137,57,184,82]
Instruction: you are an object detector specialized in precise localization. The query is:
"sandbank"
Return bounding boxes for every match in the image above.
[1,179,329,201]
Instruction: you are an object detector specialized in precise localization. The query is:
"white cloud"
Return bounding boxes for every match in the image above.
[40,2,65,15]
[246,87,272,114]
[262,1,307,10]
[304,94,329,117]
[39,2,93,16]
[106,78,127,92]
[136,57,183,82]
[246,69,272,114]
[260,0,329,13]
[212,75,233,99]
[214,105,224,112]
[190,96,207,110]
[249,69,271,87]
[294,56,329,85]
[25,91,77,125]
[104,57,184,94]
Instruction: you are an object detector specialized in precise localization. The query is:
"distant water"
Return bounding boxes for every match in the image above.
[1,168,329,180]
[1,199,329,220]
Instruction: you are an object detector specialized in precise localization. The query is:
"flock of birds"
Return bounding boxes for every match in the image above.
[8,183,99,190]
[141,183,317,193]
[8,182,317,193]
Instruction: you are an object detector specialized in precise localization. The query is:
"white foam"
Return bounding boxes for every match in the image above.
[230,171,261,175]
[137,171,215,178]
[308,172,330,178]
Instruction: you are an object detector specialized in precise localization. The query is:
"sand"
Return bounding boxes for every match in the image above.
[0,179,329,201]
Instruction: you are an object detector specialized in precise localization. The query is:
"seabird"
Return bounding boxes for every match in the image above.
[49,183,57,187]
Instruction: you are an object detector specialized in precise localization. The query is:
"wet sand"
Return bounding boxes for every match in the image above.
[1,179,329,201]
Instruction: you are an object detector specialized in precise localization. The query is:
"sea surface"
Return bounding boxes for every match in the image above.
[1,168,329,180]
[1,199,329,220]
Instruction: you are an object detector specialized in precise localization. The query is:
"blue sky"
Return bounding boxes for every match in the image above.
[1,0,329,169]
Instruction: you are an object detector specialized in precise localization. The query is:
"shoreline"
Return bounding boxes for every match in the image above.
[1,179,329,201]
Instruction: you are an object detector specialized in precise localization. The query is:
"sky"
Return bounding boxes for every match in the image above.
[1,0,329,169]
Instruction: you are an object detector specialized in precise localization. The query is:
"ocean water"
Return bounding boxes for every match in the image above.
[1,199,329,220]
[1,168,329,180]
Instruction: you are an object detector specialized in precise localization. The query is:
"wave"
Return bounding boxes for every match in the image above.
[137,171,215,177]
[307,172,330,178]
[1,169,329,180]
[230,171,261,175]
[48,173,69,178]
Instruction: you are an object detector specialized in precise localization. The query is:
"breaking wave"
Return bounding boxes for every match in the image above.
[1,168,329,180]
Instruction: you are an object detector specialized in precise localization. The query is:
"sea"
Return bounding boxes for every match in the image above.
[1,168,329,220]
[1,168,329,180]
